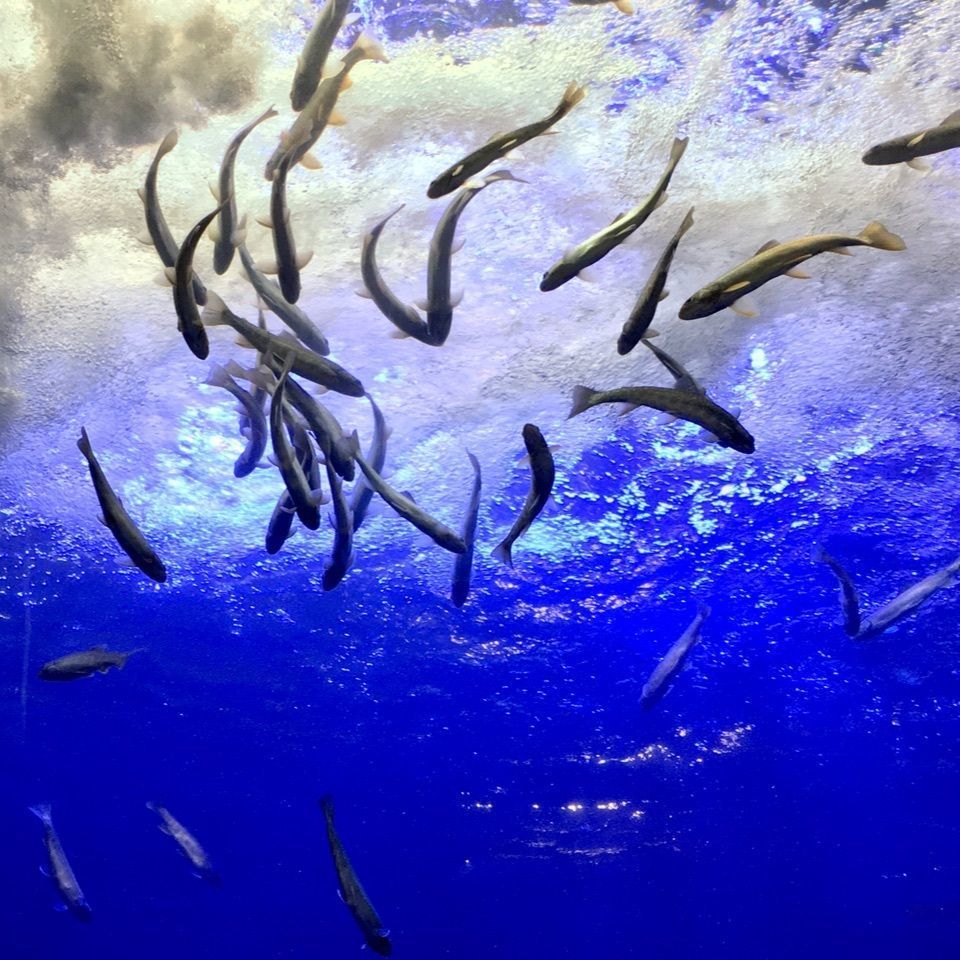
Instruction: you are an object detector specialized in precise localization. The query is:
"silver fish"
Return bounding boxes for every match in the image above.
[451,451,482,607]
[540,136,687,291]
[678,222,906,320]
[30,805,91,920]
[290,0,356,111]
[77,427,167,582]
[640,603,710,708]
[39,646,141,681]
[204,362,268,478]
[863,109,960,167]
[491,424,555,566]
[351,394,390,532]
[147,803,218,883]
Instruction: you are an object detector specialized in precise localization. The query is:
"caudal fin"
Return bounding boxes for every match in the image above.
[318,794,335,821]
[77,426,93,457]
[29,803,52,825]
[668,136,689,169]
[567,385,597,420]
[355,32,389,64]
[200,290,230,326]
[859,221,906,251]
[204,363,233,390]
[557,82,588,117]
[491,540,513,567]
[157,128,179,157]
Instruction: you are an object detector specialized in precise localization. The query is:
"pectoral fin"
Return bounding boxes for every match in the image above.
[730,298,758,318]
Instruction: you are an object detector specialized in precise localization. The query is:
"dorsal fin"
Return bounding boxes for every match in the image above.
[940,109,960,126]
[755,239,779,255]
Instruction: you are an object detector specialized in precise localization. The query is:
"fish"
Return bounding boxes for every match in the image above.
[270,149,310,304]
[567,385,755,454]
[29,805,91,921]
[146,803,219,883]
[641,339,705,395]
[201,291,365,396]
[319,796,392,956]
[862,110,960,167]
[266,424,321,554]
[451,451,482,607]
[491,424,555,566]
[268,354,323,530]
[167,201,228,360]
[204,362,269,478]
[354,451,467,554]
[617,207,695,355]
[38,646,141,681]
[419,170,525,345]
[211,106,277,275]
[540,136,687,291]
[357,205,435,344]
[640,603,710,708]
[678,222,906,320]
[814,546,862,637]
[820,550,960,641]
[77,427,167,582]
[427,82,586,199]
[267,33,388,181]
[570,0,636,12]
[290,0,356,111]
[322,456,355,591]
[237,243,330,355]
[138,129,207,305]
[351,394,390,532]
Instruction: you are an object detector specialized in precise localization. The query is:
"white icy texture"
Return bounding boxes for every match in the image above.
[1,0,960,582]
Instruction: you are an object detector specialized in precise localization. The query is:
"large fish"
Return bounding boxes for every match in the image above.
[617,207,694,355]
[540,136,687,291]
[290,0,356,111]
[419,170,525,345]
[204,362,269,478]
[357,205,435,344]
[351,394,390,532]
[491,424,555,566]
[29,804,91,921]
[77,427,167,582]
[862,110,960,167]
[353,452,466,554]
[237,243,330,355]
[167,201,228,360]
[451,451,482,607]
[138,129,207,305]
[201,291,365,396]
[322,456,355,591]
[640,603,710,708]
[147,803,219,883]
[567,384,755,454]
[269,149,311,304]
[39,646,141,681]
[678,222,906,320]
[428,82,586,199]
[319,796,392,957]
[211,106,277,275]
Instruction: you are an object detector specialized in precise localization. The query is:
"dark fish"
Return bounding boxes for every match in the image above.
[567,384,755,454]
[540,136,687,291]
[640,603,710,708]
[204,362,268,478]
[641,339,705,395]
[428,82,586,199]
[815,546,861,637]
[77,427,167,582]
[147,803,219,883]
[39,646,140,681]
[863,110,960,167]
[29,804,91,921]
[351,394,390,532]
[491,424,555,566]
[290,0,356,111]
[265,424,321,554]
[322,456,355,591]
[319,796,391,956]
[270,150,310,304]
[451,451,482,607]
[617,207,694,355]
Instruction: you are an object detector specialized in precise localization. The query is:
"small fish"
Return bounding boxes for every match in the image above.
[319,796,392,956]
[420,170,525,345]
[39,646,141,681]
[428,82,587,199]
[491,424,555,566]
[641,339,705,395]
[237,243,330,355]
[862,110,960,167]
[351,394,390,532]
[354,452,466,554]
[640,603,710,708]
[357,205,435,344]
[568,385,755,454]
[168,201,228,360]
[322,456,355,591]
[540,136,687,291]
[265,424,321,554]
[204,362,269,478]
[212,106,277,275]
[269,354,323,530]
[201,291,365,396]
[617,207,694,355]
[147,803,219,883]
[77,427,167,582]
[678,222,906,320]
[138,129,207,305]
[290,0,356,111]
[570,0,636,12]
[814,546,861,637]
[29,804,91,921]
[270,150,310,304]
[451,451,482,607]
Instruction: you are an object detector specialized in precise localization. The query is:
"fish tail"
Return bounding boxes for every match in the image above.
[158,128,179,156]
[29,803,52,825]
[668,135,690,168]
[491,541,513,567]
[567,385,597,419]
[200,290,229,326]
[77,426,93,457]
[318,794,335,821]
[344,430,362,458]
[204,362,233,389]
[558,81,588,117]
[678,206,695,235]
[355,32,389,64]
[145,801,158,813]
[858,221,906,251]
[696,601,712,619]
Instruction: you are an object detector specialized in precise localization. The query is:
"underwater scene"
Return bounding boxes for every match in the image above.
[2,0,960,956]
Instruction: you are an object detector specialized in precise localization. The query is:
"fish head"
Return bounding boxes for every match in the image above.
[724,428,756,455]
[426,175,455,200]
[677,291,717,320]
[539,262,576,292]
[365,931,392,957]
[141,554,168,583]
